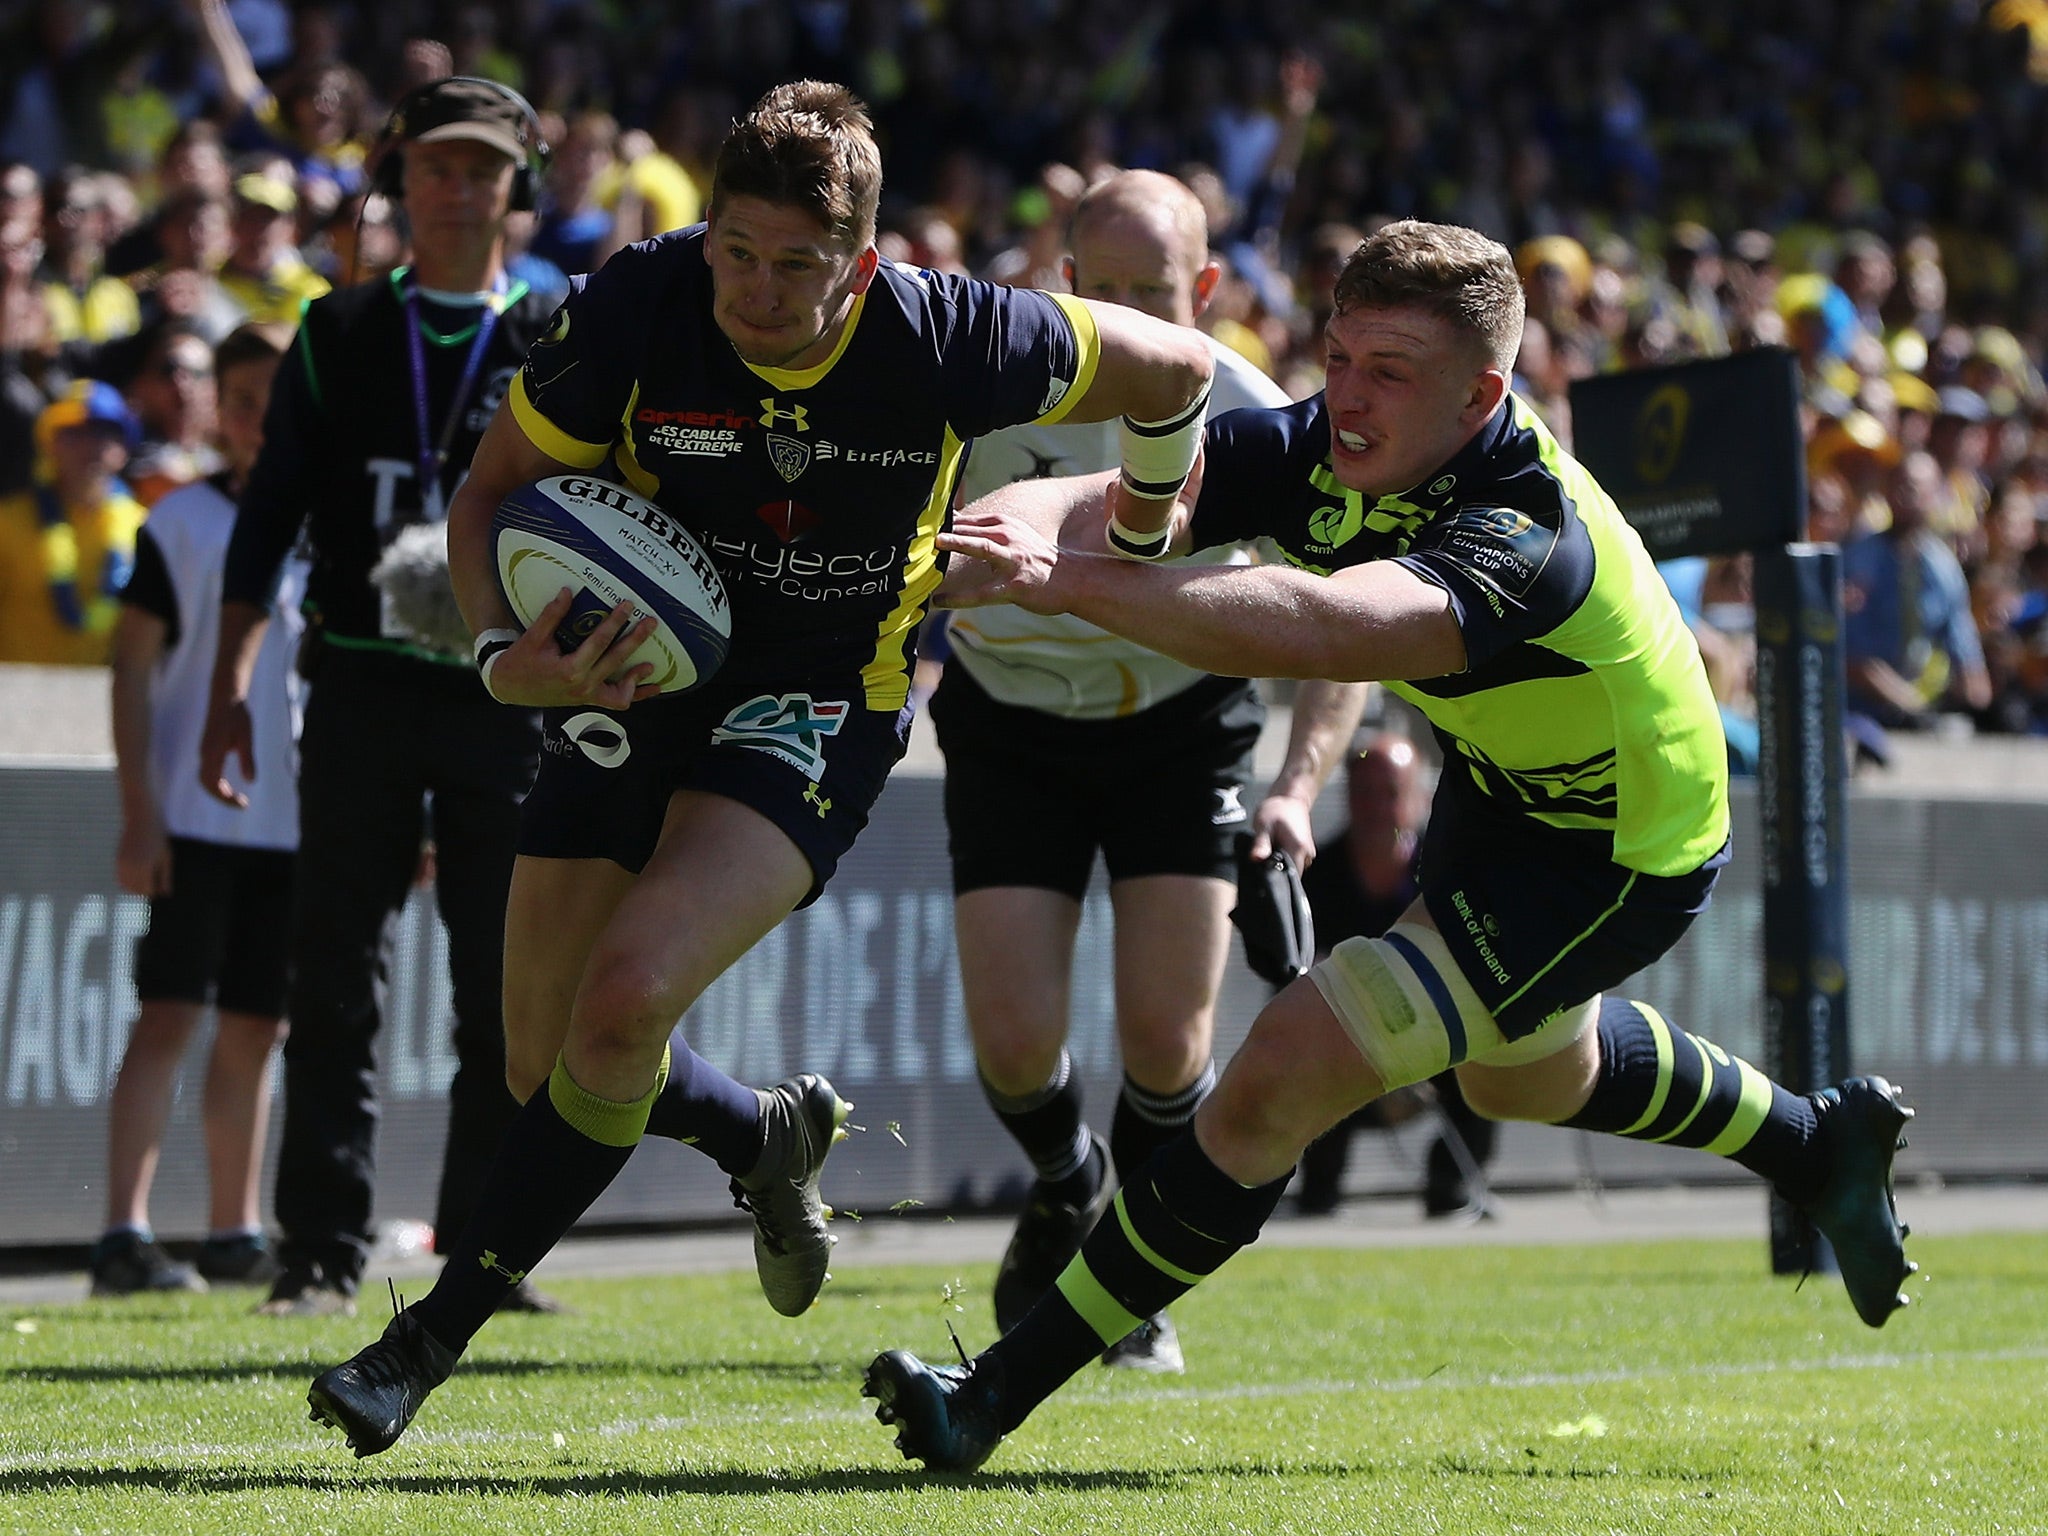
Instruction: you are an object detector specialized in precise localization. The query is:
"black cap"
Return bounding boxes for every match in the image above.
[389,77,534,165]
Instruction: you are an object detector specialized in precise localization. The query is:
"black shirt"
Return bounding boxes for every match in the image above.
[223,267,556,663]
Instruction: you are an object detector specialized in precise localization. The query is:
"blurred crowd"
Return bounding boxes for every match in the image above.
[5,0,2048,744]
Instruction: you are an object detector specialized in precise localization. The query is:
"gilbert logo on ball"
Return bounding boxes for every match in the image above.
[492,476,731,693]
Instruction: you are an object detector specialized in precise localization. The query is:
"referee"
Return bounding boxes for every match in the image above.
[200,77,559,1316]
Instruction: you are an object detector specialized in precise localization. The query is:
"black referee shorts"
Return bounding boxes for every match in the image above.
[519,670,911,906]
[932,666,1262,900]
[132,837,295,1015]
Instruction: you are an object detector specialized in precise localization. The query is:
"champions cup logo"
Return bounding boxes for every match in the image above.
[767,433,811,483]
[1634,384,1690,484]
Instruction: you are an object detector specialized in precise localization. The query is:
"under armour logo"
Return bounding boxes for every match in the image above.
[479,1249,528,1284]
[1211,785,1247,825]
[803,783,833,818]
[759,397,810,431]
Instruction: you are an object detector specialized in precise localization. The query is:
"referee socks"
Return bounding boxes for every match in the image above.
[982,1051,1094,1190]
[983,1131,1288,1431]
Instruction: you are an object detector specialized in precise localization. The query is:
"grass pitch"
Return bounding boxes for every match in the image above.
[3,1231,2043,1536]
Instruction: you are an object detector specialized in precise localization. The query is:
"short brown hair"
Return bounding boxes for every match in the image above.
[1333,220,1524,371]
[709,81,882,251]
[213,321,290,379]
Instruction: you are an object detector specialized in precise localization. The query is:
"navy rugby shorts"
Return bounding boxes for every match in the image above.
[518,672,911,905]
[932,667,1262,898]
[1417,791,1728,1039]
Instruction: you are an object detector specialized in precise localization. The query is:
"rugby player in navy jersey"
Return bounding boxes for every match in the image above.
[864,220,1918,1472]
[305,80,1218,1457]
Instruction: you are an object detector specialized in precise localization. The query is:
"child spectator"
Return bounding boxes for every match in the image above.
[0,380,146,664]
[91,322,302,1294]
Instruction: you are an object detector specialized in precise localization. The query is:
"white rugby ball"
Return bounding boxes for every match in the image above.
[492,475,731,694]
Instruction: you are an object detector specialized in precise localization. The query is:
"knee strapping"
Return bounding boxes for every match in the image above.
[1309,924,1594,1090]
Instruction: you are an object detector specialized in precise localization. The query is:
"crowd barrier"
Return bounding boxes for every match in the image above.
[3,765,2044,1247]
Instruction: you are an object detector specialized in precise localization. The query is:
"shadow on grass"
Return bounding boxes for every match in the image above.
[1,1356,849,1387]
[0,1460,1369,1498]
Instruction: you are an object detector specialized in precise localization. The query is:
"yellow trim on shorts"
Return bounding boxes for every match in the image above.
[1055,1258,1143,1348]
[1037,295,1102,425]
[510,370,611,468]
[1495,871,1638,1016]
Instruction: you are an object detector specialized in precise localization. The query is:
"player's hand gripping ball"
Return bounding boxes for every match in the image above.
[491,475,731,693]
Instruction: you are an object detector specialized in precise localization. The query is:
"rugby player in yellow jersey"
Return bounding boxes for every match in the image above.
[865,219,1918,1471]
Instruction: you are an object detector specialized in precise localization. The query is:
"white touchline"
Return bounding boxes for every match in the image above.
[4,1344,2040,1474]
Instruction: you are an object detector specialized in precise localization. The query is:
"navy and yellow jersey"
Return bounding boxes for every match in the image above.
[509,227,1101,709]
[1190,392,1729,878]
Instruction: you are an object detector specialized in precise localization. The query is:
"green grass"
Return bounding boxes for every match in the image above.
[4,1232,2045,1536]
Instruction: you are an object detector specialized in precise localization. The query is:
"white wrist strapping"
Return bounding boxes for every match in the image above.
[1106,509,1175,560]
[472,626,520,696]
[1117,376,1211,504]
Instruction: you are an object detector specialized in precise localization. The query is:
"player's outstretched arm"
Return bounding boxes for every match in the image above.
[940,503,1464,682]
[1056,299,1214,556]
[445,405,661,710]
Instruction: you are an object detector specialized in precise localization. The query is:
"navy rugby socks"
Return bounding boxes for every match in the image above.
[1109,1061,1215,1188]
[982,1132,1288,1431]
[410,1054,664,1354]
[1561,997,1822,1200]
[640,1039,772,1175]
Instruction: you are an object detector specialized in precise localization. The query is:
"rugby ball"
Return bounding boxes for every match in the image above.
[492,475,731,694]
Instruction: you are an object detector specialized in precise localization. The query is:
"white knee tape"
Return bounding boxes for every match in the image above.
[1308,923,1496,1091]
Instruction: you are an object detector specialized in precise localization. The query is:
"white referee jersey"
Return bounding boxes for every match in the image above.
[950,336,1290,718]
[141,478,306,850]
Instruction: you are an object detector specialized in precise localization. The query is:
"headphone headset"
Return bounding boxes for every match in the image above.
[369,76,551,213]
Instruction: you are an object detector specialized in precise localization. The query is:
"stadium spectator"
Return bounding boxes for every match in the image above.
[217,169,330,326]
[132,187,243,345]
[1295,735,1500,1222]
[527,111,624,278]
[105,121,234,281]
[187,0,371,200]
[120,319,223,506]
[935,168,1350,1374]
[1843,449,1993,731]
[302,78,1219,1459]
[39,168,140,349]
[200,76,560,1319]
[0,380,145,665]
[93,322,300,1297]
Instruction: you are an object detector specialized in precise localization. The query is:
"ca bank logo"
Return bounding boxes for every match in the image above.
[712,693,849,778]
[759,398,810,431]
[561,711,631,769]
[1634,384,1689,483]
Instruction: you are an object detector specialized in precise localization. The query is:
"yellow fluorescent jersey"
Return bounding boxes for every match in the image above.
[949,336,1290,719]
[1191,391,1729,877]
[511,227,1100,710]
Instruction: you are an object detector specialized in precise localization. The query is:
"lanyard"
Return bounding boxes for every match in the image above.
[402,270,506,513]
